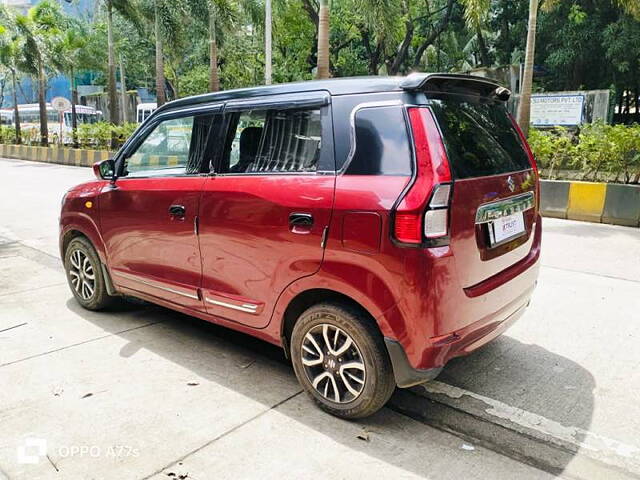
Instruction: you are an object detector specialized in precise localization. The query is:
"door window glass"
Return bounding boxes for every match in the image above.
[222,108,322,174]
[122,115,216,177]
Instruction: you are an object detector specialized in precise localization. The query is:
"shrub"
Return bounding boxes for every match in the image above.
[527,127,576,178]
[77,122,138,150]
[528,123,640,184]
[0,126,17,144]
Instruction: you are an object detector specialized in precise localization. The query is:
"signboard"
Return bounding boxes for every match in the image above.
[51,96,72,112]
[530,94,585,126]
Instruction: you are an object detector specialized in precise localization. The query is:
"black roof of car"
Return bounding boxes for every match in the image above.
[162,76,404,111]
[159,73,506,113]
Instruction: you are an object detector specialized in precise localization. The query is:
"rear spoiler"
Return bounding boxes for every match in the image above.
[400,73,511,101]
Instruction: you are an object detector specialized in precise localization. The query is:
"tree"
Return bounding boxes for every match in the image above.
[265,0,272,85]
[316,0,330,78]
[517,0,640,135]
[14,1,65,146]
[516,0,538,137]
[103,0,139,124]
[141,0,188,105]
[53,23,89,146]
[190,0,252,93]
[154,1,165,105]
[0,8,22,144]
[459,0,490,66]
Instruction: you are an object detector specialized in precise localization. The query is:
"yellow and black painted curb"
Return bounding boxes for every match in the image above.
[0,143,112,168]
[0,144,182,170]
[541,180,640,227]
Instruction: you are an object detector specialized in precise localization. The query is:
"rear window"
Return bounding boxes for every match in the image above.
[429,98,531,179]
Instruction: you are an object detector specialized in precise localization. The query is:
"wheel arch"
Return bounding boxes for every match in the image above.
[280,288,383,358]
[60,229,88,257]
[59,218,107,264]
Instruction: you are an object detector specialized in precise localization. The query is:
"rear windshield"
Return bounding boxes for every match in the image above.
[429,97,531,179]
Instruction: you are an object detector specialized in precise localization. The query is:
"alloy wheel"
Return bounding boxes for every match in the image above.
[68,249,96,301]
[300,323,366,403]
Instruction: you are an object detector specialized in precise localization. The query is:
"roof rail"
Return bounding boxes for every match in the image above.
[400,73,511,100]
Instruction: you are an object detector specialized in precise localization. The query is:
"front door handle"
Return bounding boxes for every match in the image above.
[289,212,313,227]
[169,204,186,217]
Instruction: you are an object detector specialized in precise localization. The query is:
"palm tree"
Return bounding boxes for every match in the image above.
[208,2,220,91]
[265,0,272,85]
[460,0,491,67]
[190,0,243,93]
[14,1,64,146]
[103,0,139,124]
[516,0,538,137]
[0,9,22,144]
[53,24,88,147]
[316,0,330,79]
[153,1,167,105]
[517,0,640,136]
[142,0,187,105]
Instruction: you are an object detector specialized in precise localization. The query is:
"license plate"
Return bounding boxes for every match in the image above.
[489,212,525,246]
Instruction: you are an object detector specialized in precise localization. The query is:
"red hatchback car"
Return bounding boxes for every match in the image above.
[60,73,541,418]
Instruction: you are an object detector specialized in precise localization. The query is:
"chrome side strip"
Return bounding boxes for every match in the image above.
[475,192,535,224]
[204,297,258,314]
[112,271,199,300]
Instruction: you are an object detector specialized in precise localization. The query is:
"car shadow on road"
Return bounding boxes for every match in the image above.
[66,297,595,478]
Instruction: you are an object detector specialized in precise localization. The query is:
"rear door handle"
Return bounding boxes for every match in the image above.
[169,204,186,217]
[289,212,313,227]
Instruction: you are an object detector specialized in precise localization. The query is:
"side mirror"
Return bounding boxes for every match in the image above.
[93,159,115,181]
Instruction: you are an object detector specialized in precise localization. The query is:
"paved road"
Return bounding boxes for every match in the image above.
[1,158,638,480]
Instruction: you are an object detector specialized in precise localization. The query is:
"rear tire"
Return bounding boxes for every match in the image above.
[64,236,112,311]
[290,302,396,419]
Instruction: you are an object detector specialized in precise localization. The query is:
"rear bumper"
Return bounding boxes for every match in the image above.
[384,338,443,388]
[386,295,531,388]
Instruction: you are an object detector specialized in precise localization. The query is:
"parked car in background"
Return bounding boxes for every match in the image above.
[60,74,541,418]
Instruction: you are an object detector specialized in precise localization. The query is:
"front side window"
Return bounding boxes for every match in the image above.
[122,114,216,178]
[221,107,322,174]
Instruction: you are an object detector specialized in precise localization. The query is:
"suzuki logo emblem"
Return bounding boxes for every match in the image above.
[507,176,516,192]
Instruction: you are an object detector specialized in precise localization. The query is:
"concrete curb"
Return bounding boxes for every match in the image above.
[567,181,607,223]
[603,184,640,227]
[540,180,570,219]
[0,143,111,167]
[541,179,639,227]
[389,386,640,480]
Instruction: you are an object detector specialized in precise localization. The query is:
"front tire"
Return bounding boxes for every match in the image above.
[290,302,396,419]
[64,236,112,311]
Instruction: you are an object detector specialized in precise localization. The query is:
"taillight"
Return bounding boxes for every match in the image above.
[393,107,452,245]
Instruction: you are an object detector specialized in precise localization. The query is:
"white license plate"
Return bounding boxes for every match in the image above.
[490,212,525,245]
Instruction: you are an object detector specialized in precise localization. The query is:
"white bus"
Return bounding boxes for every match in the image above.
[0,103,102,143]
[136,103,157,123]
